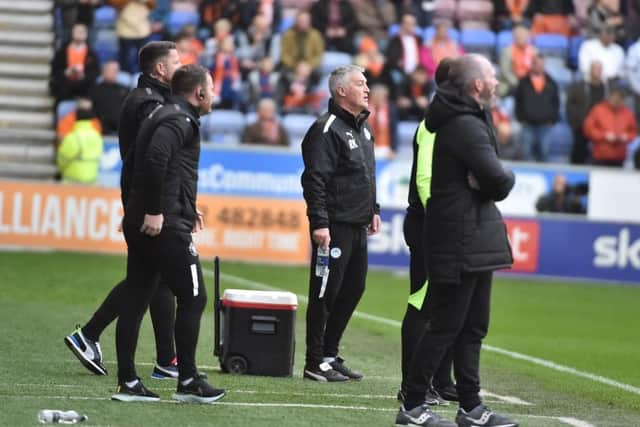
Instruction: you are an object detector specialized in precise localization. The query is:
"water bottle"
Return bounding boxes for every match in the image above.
[37,410,88,424]
[315,246,330,278]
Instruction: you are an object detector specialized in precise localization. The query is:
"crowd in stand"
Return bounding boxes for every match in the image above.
[50,0,640,171]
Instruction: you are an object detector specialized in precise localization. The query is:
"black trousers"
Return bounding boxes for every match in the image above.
[401,213,453,392]
[305,222,368,367]
[82,278,176,366]
[116,225,206,382]
[404,271,493,411]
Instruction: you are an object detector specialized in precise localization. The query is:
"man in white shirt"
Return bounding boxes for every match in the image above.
[626,36,640,124]
[579,27,625,82]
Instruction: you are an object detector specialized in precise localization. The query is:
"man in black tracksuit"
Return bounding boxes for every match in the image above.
[301,65,381,382]
[396,55,518,427]
[112,64,225,403]
[65,42,184,379]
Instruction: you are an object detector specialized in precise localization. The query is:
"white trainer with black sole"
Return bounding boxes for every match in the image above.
[64,327,107,376]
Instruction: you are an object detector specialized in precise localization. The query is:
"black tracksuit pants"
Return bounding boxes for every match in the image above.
[305,222,368,368]
[116,225,206,382]
[401,213,454,393]
[404,271,493,411]
[82,278,176,366]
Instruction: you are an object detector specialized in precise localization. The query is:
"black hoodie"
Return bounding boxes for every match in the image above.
[423,83,515,284]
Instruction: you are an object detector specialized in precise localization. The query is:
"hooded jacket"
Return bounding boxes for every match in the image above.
[424,84,515,284]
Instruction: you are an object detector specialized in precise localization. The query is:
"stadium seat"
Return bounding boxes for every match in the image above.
[93,30,118,64]
[496,29,513,57]
[201,110,245,144]
[568,36,584,70]
[93,6,117,29]
[460,29,497,60]
[545,121,573,163]
[534,33,569,59]
[388,24,400,38]
[282,113,316,150]
[278,16,295,33]
[320,52,353,77]
[422,26,460,43]
[396,120,420,156]
[56,100,76,120]
[545,61,573,91]
[166,10,199,36]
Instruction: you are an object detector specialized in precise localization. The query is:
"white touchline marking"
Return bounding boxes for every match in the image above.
[2,393,594,424]
[479,390,532,406]
[212,271,640,397]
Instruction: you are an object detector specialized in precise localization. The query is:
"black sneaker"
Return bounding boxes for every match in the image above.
[329,357,363,380]
[455,404,518,427]
[425,386,449,406]
[303,362,349,382]
[64,326,107,376]
[434,383,459,402]
[173,375,225,404]
[111,379,160,402]
[395,404,457,426]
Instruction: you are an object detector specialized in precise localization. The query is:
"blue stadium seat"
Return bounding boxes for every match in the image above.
[568,36,583,70]
[278,16,295,33]
[388,24,400,37]
[422,26,460,43]
[283,113,316,150]
[396,120,420,156]
[460,29,496,59]
[96,71,132,87]
[201,110,246,144]
[534,33,569,58]
[320,52,353,76]
[496,29,513,57]
[94,6,117,29]
[545,61,573,91]
[166,10,200,36]
[94,29,118,63]
[545,122,573,163]
[56,100,76,120]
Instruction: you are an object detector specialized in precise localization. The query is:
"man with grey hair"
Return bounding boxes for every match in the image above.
[300,65,381,382]
[396,54,518,427]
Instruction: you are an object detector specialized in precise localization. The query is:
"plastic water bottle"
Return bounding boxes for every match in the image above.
[315,246,329,278]
[37,410,88,424]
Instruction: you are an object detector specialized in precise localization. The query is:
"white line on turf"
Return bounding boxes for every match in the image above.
[479,390,532,406]
[213,270,640,397]
[2,393,594,425]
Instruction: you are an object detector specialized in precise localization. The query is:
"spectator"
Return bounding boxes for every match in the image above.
[280,10,325,78]
[56,0,101,42]
[50,23,100,103]
[203,18,233,69]
[175,28,204,66]
[368,84,397,158]
[211,35,242,109]
[579,27,625,82]
[235,0,283,34]
[395,66,435,120]
[89,60,129,134]
[493,105,523,160]
[535,174,587,214]
[278,61,324,114]
[565,60,608,165]
[356,47,394,96]
[247,56,280,106]
[56,98,104,184]
[515,55,560,162]
[241,98,289,146]
[114,0,153,74]
[420,20,464,80]
[394,0,434,28]
[385,13,422,87]
[236,13,281,76]
[498,24,536,96]
[311,0,359,54]
[349,0,396,46]
[627,0,640,43]
[493,0,531,30]
[148,0,170,35]
[199,0,242,33]
[524,0,575,36]
[583,86,638,167]
[586,0,626,43]
[627,35,640,125]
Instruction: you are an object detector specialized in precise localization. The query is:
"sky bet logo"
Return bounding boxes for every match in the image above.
[593,228,640,269]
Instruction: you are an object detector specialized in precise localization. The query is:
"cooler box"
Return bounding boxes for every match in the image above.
[217,289,297,377]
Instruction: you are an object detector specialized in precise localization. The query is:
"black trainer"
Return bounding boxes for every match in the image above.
[173,374,225,404]
[64,326,107,376]
[395,404,457,426]
[455,404,518,427]
[434,383,459,402]
[111,379,160,402]
[303,362,349,382]
[397,387,449,406]
[329,357,363,380]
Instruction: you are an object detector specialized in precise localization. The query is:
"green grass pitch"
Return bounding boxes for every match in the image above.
[0,250,639,426]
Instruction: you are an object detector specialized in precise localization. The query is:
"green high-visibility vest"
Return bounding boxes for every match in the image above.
[56,120,104,184]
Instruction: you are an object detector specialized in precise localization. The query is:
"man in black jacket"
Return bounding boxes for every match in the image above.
[301,65,381,382]
[65,41,184,380]
[112,64,225,403]
[65,42,188,381]
[396,54,517,427]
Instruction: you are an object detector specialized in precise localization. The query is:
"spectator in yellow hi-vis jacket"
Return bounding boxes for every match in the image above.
[56,98,104,184]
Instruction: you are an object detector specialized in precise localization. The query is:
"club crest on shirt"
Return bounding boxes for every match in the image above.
[363,128,371,141]
[330,247,342,258]
[188,241,198,257]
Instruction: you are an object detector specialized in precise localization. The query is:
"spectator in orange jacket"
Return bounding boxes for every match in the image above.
[583,86,638,167]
